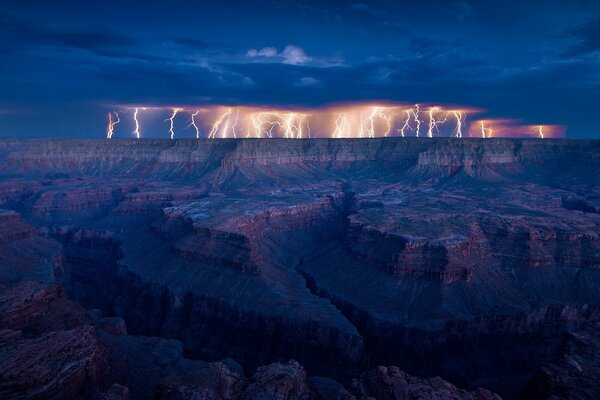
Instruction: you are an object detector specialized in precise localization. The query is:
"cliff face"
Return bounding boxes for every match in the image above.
[0,138,599,400]
[0,281,109,399]
[1,138,598,180]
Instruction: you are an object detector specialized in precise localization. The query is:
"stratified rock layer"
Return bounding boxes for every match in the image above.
[0,281,108,399]
[0,138,599,399]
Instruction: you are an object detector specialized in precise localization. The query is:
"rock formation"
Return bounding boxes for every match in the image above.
[0,138,599,399]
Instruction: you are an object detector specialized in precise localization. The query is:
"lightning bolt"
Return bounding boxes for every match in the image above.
[106,111,120,139]
[427,107,449,138]
[480,121,493,138]
[209,108,232,139]
[132,107,142,139]
[231,108,240,138]
[360,107,391,138]
[410,104,421,137]
[333,113,348,138]
[398,109,412,137]
[251,112,303,138]
[257,113,278,138]
[452,111,464,138]
[106,104,560,139]
[287,112,309,138]
[188,110,201,139]
[165,108,181,140]
[380,109,391,137]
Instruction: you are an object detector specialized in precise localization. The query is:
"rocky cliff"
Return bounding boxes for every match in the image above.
[0,138,599,399]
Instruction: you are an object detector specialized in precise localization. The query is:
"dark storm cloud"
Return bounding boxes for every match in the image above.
[0,11,214,62]
[169,37,213,49]
[563,17,600,57]
[1,0,600,137]
[0,12,132,53]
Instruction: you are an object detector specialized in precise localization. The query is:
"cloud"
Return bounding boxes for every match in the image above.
[169,37,212,49]
[453,1,473,21]
[245,44,311,65]
[350,3,387,18]
[296,76,320,87]
[281,45,311,65]
[0,11,216,63]
[0,12,132,52]
[246,46,278,58]
[563,17,600,57]
[242,76,257,87]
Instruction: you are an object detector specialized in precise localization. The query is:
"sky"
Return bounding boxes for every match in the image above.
[1,0,600,138]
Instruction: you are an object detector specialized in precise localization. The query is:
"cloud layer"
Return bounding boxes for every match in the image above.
[0,0,599,137]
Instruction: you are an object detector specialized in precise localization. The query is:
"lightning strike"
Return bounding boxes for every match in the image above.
[427,107,448,138]
[397,110,411,137]
[106,111,120,139]
[360,107,392,138]
[209,108,232,139]
[165,108,181,140]
[410,105,422,137]
[333,113,349,138]
[480,121,493,138]
[106,103,560,139]
[133,108,142,139]
[258,113,279,138]
[380,110,392,137]
[250,112,307,139]
[452,111,464,138]
[285,113,309,138]
[188,110,201,139]
[231,108,240,138]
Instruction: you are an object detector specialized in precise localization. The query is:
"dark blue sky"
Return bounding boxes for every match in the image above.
[1,0,600,138]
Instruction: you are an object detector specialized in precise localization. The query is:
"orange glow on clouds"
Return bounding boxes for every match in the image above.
[106,102,564,139]
[470,119,565,139]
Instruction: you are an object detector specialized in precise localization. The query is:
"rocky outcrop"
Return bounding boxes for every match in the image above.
[0,281,108,400]
[527,322,600,399]
[0,211,63,284]
[241,361,315,400]
[0,210,35,240]
[158,362,244,400]
[97,384,130,400]
[155,359,504,400]
[0,325,109,399]
[348,366,501,400]
[0,281,89,336]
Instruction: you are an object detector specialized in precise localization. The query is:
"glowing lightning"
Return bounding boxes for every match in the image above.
[380,110,392,137]
[360,107,391,138]
[410,104,421,137]
[106,111,120,139]
[286,113,309,138]
[100,104,562,140]
[398,106,418,137]
[427,107,448,138]
[250,112,308,138]
[165,108,181,140]
[133,108,142,139]
[452,111,464,138]
[209,108,232,139]
[333,113,348,138]
[231,108,240,138]
[480,121,493,138]
[188,110,201,139]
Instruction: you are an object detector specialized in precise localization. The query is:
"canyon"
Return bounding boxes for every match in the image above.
[0,137,599,399]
